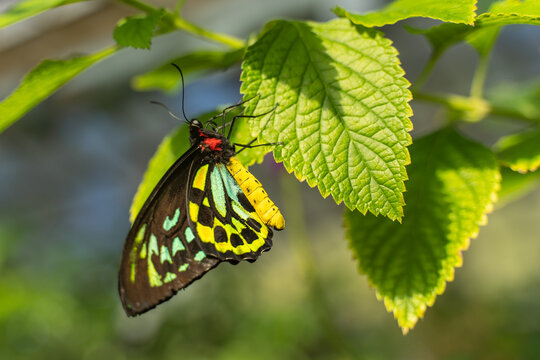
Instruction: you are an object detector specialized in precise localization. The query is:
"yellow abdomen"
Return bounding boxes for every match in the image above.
[226,156,285,230]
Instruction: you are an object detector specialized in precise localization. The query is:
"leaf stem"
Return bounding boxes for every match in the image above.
[116,0,245,49]
[412,51,441,91]
[169,16,245,49]
[470,53,490,98]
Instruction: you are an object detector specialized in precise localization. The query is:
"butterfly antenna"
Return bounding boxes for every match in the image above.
[171,63,190,122]
[149,101,187,123]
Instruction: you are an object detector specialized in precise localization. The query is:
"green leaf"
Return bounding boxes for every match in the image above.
[334,0,476,27]
[408,0,540,57]
[129,107,266,222]
[241,19,412,220]
[0,47,116,134]
[228,107,269,167]
[345,128,500,333]
[132,48,244,93]
[0,0,86,28]
[494,128,540,173]
[483,0,540,20]
[498,167,540,207]
[488,80,540,122]
[113,11,163,49]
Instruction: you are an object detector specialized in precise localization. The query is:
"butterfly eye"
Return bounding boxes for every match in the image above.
[191,119,202,127]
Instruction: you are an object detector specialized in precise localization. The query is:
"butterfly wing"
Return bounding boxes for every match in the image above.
[119,148,220,316]
[119,150,274,316]
[186,162,273,262]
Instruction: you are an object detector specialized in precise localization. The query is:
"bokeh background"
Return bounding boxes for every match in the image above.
[1,0,539,359]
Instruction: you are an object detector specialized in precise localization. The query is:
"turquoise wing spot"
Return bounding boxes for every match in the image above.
[232,202,251,220]
[218,165,241,203]
[163,208,180,231]
[171,237,185,255]
[179,263,189,272]
[163,272,177,283]
[185,227,195,243]
[194,251,206,262]
[147,234,163,286]
[160,245,173,264]
[210,166,227,217]
[148,234,159,256]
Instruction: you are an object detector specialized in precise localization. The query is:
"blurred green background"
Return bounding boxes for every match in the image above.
[1,0,539,359]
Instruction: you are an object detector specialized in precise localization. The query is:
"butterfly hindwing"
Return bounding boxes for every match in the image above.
[187,162,273,262]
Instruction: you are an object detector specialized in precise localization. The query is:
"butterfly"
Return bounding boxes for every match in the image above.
[118,79,285,316]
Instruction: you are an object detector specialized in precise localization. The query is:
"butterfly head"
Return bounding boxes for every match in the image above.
[189,119,234,161]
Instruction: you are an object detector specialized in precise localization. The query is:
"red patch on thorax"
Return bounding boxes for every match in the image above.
[198,129,222,151]
[203,137,222,151]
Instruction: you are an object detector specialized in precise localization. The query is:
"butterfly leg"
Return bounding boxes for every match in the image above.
[234,139,283,154]
[226,104,279,139]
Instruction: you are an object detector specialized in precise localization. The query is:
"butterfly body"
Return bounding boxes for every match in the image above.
[119,118,284,316]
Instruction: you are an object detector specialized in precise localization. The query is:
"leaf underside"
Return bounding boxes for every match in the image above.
[334,0,476,27]
[345,128,500,332]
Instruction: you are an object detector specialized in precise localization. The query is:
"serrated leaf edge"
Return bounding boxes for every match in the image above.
[344,169,501,333]
[242,19,413,221]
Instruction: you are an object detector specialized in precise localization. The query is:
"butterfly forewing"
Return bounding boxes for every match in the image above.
[119,149,219,316]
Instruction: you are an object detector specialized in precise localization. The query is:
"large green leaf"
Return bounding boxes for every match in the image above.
[129,108,266,222]
[113,11,163,50]
[241,19,412,220]
[0,0,86,28]
[0,47,116,134]
[345,128,500,332]
[334,0,476,27]
[132,48,244,93]
[495,128,540,173]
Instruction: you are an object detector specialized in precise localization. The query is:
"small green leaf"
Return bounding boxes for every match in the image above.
[334,0,476,27]
[0,47,116,134]
[241,19,412,220]
[495,128,540,173]
[132,48,244,93]
[0,0,86,28]
[129,108,265,222]
[113,11,163,50]
[345,128,500,333]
